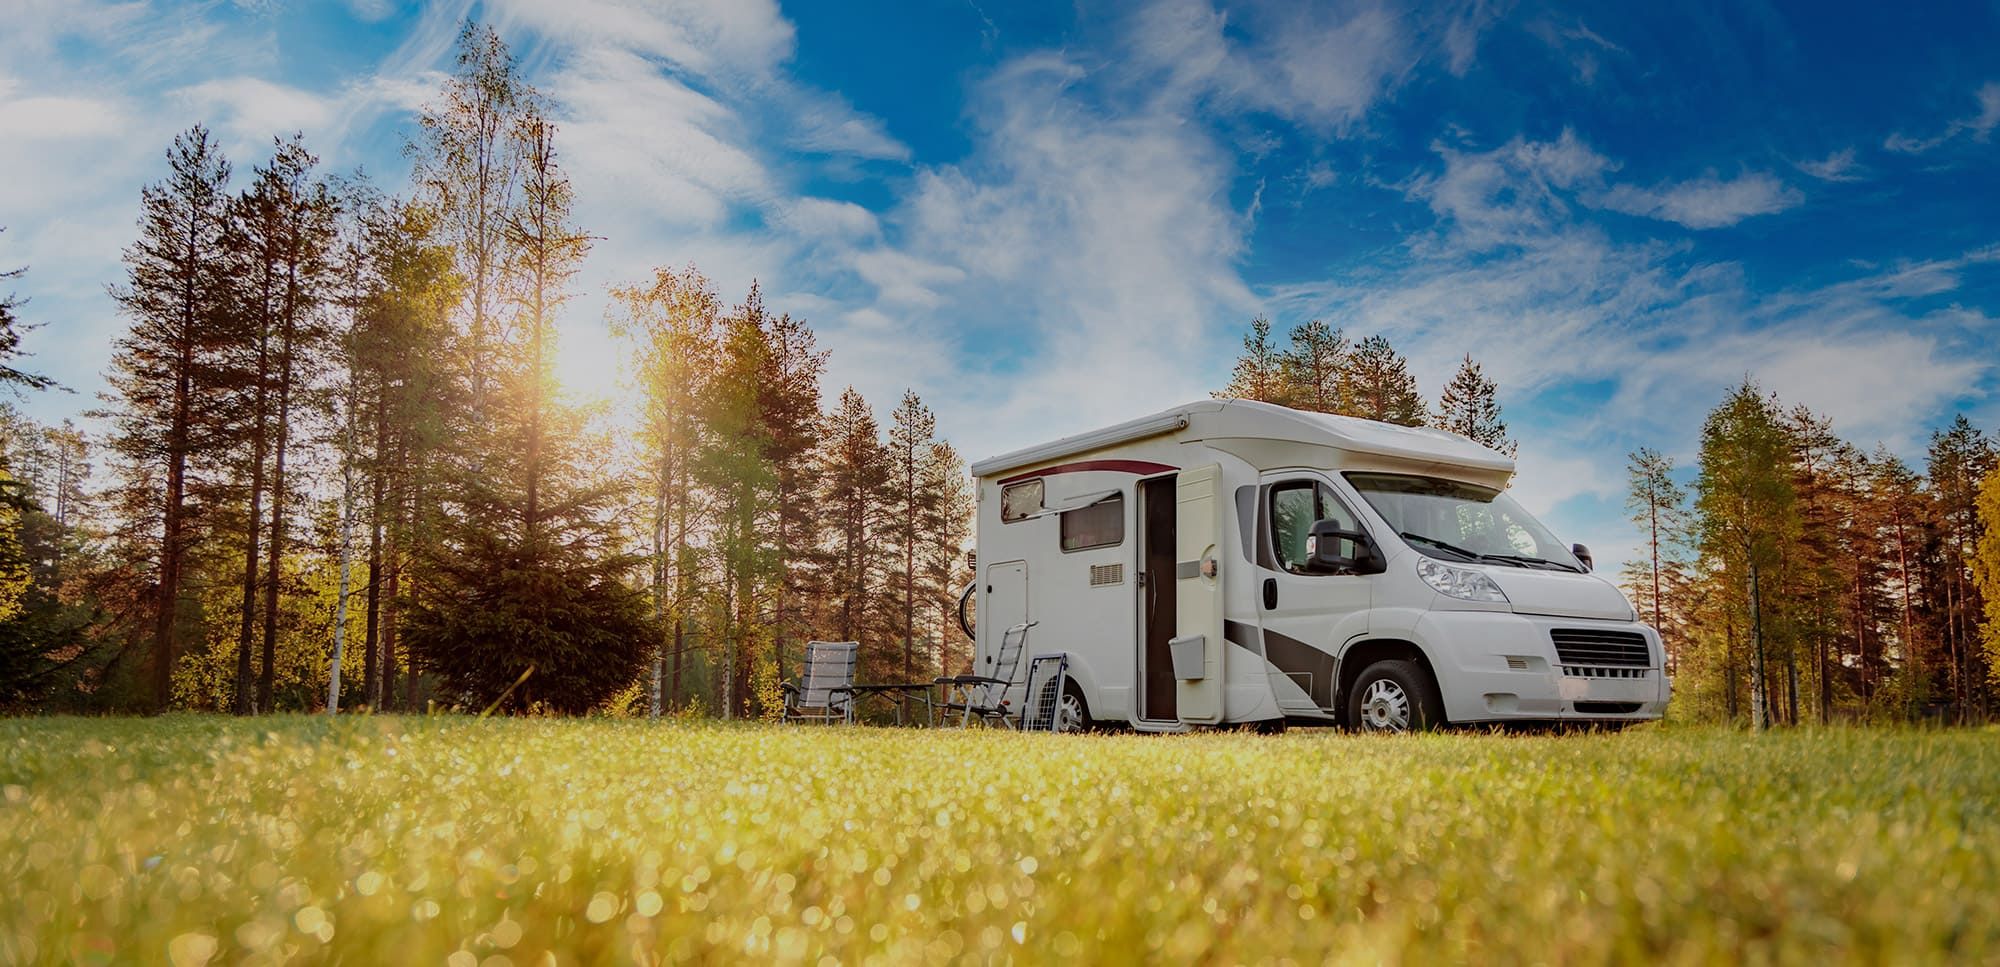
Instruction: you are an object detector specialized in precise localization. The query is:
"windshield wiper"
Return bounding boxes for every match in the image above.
[1478,553,1586,573]
[1398,531,1519,565]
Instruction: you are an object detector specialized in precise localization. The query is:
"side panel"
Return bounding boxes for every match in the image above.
[1175,464,1226,723]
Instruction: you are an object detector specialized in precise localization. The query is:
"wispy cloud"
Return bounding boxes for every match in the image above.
[1795,147,1863,183]
[1884,80,2000,154]
[1596,171,1804,229]
[1122,0,1411,133]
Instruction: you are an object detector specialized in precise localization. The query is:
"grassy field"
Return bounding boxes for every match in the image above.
[2,720,1997,965]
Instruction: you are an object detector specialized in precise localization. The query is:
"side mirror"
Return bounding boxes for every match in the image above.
[1572,543,1594,572]
[1308,520,1387,575]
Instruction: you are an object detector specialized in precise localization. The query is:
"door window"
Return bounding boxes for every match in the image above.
[1269,481,1362,575]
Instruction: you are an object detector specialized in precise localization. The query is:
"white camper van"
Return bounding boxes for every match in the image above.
[960,399,1668,732]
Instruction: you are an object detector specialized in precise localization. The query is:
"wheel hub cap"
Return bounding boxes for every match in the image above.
[1057,694,1084,732]
[1360,680,1411,732]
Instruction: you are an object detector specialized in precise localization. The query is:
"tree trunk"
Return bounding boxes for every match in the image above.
[403,472,422,712]
[259,323,294,713]
[363,390,386,707]
[232,372,267,714]
[1749,562,1768,730]
[329,364,360,715]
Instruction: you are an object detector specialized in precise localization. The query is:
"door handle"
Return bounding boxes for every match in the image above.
[1262,578,1277,610]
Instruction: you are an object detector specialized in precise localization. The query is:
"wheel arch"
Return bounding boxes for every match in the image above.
[1335,638,1443,720]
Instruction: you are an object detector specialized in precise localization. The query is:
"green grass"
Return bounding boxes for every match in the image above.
[3,720,1998,965]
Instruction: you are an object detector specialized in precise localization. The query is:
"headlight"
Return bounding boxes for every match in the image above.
[1416,557,1510,603]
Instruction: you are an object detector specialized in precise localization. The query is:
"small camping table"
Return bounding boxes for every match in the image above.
[840,683,940,725]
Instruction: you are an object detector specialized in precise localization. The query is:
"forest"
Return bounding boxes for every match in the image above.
[0,24,971,718]
[4,21,1998,726]
[1215,317,2000,724]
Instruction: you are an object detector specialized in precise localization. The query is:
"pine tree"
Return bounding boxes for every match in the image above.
[1782,404,1857,723]
[611,265,721,715]
[105,125,237,712]
[1435,354,1515,456]
[696,296,779,718]
[1850,449,1922,709]
[347,194,459,709]
[1622,448,1688,665]
[820,388,889,659]
[1694,381,1797,728]
[1341,334,1427,426]
[1924,416,1994,717]
[1278,320,1346,413]
[920,441,973,676]
[223,135,340,713]
[885,390,938,704]
[1219,317,1286,404]
[757,305,827,695]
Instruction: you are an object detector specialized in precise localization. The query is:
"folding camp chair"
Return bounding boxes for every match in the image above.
[781,641,858,724]
[935,621,1035,728]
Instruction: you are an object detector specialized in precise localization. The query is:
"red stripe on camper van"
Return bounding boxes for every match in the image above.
[998,460,1177,484]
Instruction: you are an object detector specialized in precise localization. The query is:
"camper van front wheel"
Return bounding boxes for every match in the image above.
[1345,660,1444,733]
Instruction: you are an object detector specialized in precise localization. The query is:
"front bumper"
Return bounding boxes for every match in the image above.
[1413,610,1669,723]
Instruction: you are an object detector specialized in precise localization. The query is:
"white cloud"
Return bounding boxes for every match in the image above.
[1596,171,1803,229]
[1884,79,2000,154]
[344,0,396,22]
[1124,0,1410,133]
[1406,129,1613,248]
[1795,147,1862,182]
[484,0,796,78]
[0,92,129,142]
[174,77,337,143]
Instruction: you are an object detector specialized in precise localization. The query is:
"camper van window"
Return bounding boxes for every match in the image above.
[1000,480,1044,523]
[1270,481,1361,575]
[1060,494,1124,552]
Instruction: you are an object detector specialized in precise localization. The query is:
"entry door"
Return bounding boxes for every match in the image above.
[980,561,1028,679]
[1257,474,1370,713]
[1175,464,1225,724]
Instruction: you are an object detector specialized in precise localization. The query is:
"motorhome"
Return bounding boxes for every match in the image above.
[961,399,1668,732]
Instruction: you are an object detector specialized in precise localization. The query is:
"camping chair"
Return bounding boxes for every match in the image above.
[781,641,859,724]
[935,621,1036,728]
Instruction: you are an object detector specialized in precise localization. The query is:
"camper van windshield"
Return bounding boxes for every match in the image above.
[1344,473,1583,571]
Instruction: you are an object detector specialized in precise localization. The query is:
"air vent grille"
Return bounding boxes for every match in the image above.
[1550,628,1651,667]
[1089,564,1123,587]
[1562,665,1649,679]
[1505,656,1530,671]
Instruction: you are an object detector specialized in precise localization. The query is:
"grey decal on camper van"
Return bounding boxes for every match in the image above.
[1261,628,1335,707]
[1223,620,1263,655]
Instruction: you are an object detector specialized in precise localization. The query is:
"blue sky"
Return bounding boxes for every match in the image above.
[3,0,1998,569]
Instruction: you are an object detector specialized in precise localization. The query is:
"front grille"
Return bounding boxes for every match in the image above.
[1550,628,1651,667]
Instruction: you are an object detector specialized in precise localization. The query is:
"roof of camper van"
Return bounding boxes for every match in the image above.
[969,399,1516,479]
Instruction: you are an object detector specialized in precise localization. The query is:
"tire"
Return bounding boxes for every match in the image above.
[1055,680,1093,733]
[1032,676,1093,733]
[1345,659,1445,733]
